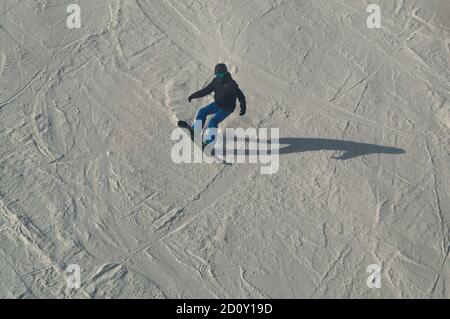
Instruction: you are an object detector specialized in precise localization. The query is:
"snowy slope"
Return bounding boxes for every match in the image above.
[0,0,449,298]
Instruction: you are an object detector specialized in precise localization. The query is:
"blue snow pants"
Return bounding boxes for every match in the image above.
[192,102,231,143]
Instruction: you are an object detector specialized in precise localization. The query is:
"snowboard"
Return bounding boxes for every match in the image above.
[177,120,229,164]
[177,120,206,149]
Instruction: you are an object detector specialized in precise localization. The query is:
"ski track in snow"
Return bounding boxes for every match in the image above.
[0,0,450,298]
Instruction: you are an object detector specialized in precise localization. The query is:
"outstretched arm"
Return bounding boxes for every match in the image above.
[236,87,246,115]
[189,80,215,101]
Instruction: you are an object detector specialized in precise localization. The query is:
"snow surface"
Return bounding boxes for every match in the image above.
[0,0,449,298]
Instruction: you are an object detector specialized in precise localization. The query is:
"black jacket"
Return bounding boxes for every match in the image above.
[189,73,246,113]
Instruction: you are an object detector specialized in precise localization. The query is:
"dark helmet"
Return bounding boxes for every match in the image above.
[214,63,228,74]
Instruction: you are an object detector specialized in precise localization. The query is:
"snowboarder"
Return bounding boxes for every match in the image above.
[187,63,246,145]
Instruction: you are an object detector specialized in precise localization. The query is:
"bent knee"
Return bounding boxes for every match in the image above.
[197,107,208,117]
[208,118,222,127]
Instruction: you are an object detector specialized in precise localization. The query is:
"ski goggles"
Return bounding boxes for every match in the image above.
[215,71,226,79]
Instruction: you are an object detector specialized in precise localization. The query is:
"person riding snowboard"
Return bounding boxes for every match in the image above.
[188,63,246,145]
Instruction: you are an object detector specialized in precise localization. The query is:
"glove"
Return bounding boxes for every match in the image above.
[239,106,246,116]
[188,95,193,103]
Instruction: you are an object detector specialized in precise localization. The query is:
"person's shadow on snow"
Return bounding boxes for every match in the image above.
[231,137,405,160]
